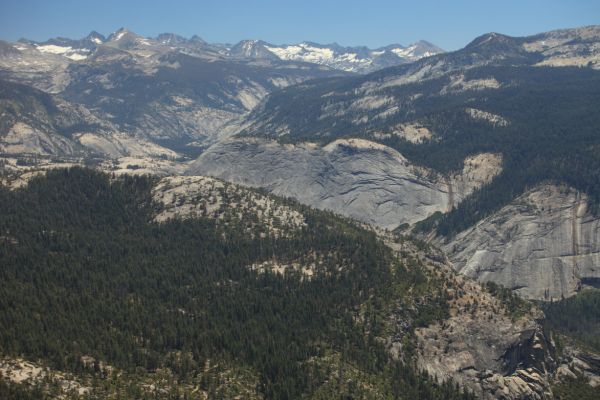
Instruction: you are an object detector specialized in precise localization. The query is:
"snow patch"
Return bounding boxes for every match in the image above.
[65,53,88,61]
[36,44,88,60]
[114,30,127,41]
[137,38,152,46]
[36,44,72,54]
[391,46,415,58]
[266,43,335,64]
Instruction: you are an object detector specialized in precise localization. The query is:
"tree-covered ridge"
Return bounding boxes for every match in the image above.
[152,175,307,239]
[0,168,473,399]
[541,289,600,353]
[239,66,600,235]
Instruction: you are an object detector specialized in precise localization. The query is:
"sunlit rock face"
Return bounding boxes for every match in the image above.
[441,185,600,300]
[188,137,501,230]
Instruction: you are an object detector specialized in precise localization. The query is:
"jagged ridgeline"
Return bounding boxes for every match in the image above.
[235,65,600,236]
[0,168,473,399]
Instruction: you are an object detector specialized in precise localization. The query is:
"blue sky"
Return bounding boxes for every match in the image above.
[0,0,598,50]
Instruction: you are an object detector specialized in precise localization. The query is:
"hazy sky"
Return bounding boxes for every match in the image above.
[1,0,598,50]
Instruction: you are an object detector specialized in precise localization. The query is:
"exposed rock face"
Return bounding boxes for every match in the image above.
[74,132,178,158]
[188,138,501,230]
[441,185,600,300]
[0,358,90,395]
[101,157,189,176]
[385,238,557,399]
[526,26,600,69]
[416,307,556,400]
[448,152,503,210]
[152,175,306,237]
[1,122,77,155]
[558,347,600,388]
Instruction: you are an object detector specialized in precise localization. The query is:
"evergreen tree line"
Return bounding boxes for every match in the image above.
[541,289,600,353]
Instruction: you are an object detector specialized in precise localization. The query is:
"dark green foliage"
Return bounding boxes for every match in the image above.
[0,379,49,400]
[485,281,531,320]
[0,168,470,399]
[552,373,600,400]
[412,211,443,234]
[414,67,600,236]
[541,290,600,352]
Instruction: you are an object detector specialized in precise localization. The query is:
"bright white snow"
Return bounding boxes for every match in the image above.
[266,43,335,63]
[36,44,72,54]
[391,46,416,58]
[65,53,88,61]
[35,44,89,60]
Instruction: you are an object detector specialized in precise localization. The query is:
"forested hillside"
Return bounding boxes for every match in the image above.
[0,168,473,399]
[542,290,600,353]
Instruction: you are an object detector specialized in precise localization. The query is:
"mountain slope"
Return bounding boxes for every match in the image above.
[0,79,179,158]
[0,167,479,399]
[3,168,599,398]
[0,29,349,156]
[0,28,444,157]
[194,65,600,230]
[190,26,600,299]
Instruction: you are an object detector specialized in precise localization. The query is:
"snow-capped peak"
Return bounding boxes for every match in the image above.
[254,40,444,73]
[85,31,105,45]
[108,28,135,42]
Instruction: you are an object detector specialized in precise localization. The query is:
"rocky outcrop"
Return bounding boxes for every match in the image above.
[188,137,501,230]
[1,122,78,155]
[417,321,557,400]
[556,347,600,388]
[385,238,557,399]
[441,185,600,300]
[152,175,306,238]
[448,153,502,210]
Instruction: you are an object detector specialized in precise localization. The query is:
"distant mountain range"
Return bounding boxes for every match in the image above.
[0,28,352,158]
[228,39,443,73]
[15,28,444,73]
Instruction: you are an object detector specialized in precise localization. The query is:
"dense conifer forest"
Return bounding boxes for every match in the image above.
[541,289,600,353]
[0,168,474,399]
